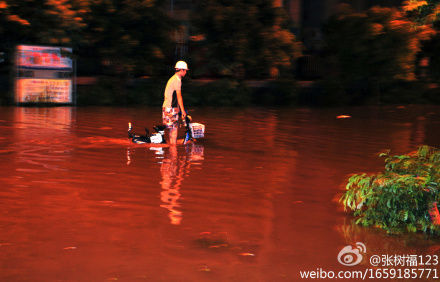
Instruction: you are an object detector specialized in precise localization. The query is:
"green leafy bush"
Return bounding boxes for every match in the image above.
[341,145,440,234]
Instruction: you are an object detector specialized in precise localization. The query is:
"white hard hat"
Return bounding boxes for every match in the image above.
[175,61,189,70]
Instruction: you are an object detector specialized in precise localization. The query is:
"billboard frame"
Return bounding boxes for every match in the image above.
[14,44,76,106]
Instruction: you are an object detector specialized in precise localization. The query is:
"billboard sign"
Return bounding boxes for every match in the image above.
[15,45,74,104]
[16,79,72,103]
[16,45,72,70]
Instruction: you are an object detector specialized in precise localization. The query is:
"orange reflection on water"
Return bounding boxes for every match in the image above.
[159,144,204,225]
[13,107,73,172]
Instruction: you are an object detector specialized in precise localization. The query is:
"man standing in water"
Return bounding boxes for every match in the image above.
[162,61,188,144]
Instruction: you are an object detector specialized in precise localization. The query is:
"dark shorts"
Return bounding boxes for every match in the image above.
[162,107,180,129]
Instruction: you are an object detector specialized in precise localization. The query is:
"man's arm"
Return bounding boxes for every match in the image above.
[176,90,186,118]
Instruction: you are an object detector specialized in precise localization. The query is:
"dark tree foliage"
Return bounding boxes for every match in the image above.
[190,0,301,79]
[79,0,174,77]
[403,0,440,24]
[322,4,434,103]
[0,0,175,77]
[403,0,440,81]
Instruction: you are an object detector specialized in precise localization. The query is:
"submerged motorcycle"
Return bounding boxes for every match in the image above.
[128,115,205,145]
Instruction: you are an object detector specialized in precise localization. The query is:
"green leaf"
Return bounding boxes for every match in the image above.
[387,199,392,208]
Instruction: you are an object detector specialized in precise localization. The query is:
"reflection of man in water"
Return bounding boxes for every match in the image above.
[159,144,204,225]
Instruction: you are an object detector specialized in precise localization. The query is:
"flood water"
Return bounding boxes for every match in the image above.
[1,105,440,281]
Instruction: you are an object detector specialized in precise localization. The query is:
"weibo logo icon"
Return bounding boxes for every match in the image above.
[337,242,366,266]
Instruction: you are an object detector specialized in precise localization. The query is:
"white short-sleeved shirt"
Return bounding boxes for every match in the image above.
[162,74,181,108]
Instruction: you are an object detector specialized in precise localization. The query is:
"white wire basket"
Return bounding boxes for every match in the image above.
[189,123,205,138]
